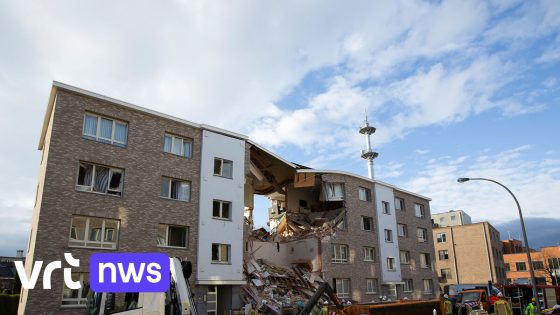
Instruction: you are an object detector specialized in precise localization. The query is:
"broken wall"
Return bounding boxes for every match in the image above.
[252,238,320,271]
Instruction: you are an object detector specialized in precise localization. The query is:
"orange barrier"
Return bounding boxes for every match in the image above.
[329,299,444,315]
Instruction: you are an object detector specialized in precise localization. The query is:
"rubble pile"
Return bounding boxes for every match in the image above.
[241,258,326,313]
[274,208,346,242]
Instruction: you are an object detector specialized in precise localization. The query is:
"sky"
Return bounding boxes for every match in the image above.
[0,0,559,256]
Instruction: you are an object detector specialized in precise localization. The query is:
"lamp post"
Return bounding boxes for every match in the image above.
[457,177,541,315]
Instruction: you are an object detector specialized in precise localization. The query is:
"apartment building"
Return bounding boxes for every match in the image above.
[502,239,526,254]
[432,210,472,227]
[504,246,560,285]
[21,81,439,313]
[20,82,248,314]
[432,222,506,288]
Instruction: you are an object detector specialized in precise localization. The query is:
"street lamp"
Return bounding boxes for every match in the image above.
[457,177,542,315]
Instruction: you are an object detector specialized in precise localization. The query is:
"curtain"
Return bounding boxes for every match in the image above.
[172,137,182,155]
[222,161,232,178]
[164,135,172,153]
[99,118,113,140]
[177,182,189,201]
[114,123,127,143]
[83,115,98,136]
[94,166,109,193]
[183,141,191,158]
[160,179,170,198]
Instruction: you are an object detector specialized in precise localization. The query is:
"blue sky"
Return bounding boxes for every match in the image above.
[0,0,559,256]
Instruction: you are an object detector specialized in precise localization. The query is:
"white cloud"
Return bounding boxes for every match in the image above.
[415,149,430,155]
[402,146,560,223]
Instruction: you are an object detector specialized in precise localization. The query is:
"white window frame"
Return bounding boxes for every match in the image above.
[387,257,396,271]
[441,268,452,280]
[400,250,410,264]
[68,216,119,250]
[366,278,378,294]
[382,201,391,214]
[358,187,371,201]
[335,278,350,299]
[436,232,446,243]
[439,250,449,260]
[163,133,192,158]
[404,279,413,292]
[61,272,89,307]
[211,243,230,264]
[213,158,233,179]
[417,228,427,242]
[420,253,431,269]
[363,247,376,262]
[415,203,426,218]
[395,197,405,211]
[361,216,374,231]
[384,229,393,242]
[160,177,191,202]
[82,112,127,146]
[397,223,408,237]
[423,279,434,294]
[157,224,188,248]
[75,162,124,197]
[332,244,349,263]
[212,200,232,220]
[325,183,345,201]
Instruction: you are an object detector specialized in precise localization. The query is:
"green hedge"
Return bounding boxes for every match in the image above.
[0,294,19,315]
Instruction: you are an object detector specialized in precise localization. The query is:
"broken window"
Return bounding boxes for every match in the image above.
[387,257,396,271]
[395,197,405,211]
[213,158,233,178]
[417,228,428,242]
[160,177,190,201]
[61,272,89,306]
[336,215,347,230]
[211,243,230,263]
[157,224,188,248]
[366,278,378,294]
[400,251,410,264]
[331,244,348,263]
[361,216,374,231]
[358,187,371,201]
[384,229,393,242]
[420,253,431,269]
[76,162,124,196]
[382,201,391,214]
[439,250,449,260]
[163,133,192,158]
[82,112,127,146]
[364,247,376,262]
[213,200,231,219]
[69,216,119,249]
[441,268,452,280]
[335,278,350,299]
[324,183,344,201]
[436,232,446,243]
[397,223,408,237]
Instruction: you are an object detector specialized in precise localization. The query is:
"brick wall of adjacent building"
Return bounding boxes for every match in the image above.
[21,88,202,314]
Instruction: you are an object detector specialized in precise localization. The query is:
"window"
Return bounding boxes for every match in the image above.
[387,257,396,271]
[397,223,408,237]
[423,279,434,294]
[335,278,350,299]
[450,215,456,221]
[69,216,119,249]
[358,187,371,201]
[336,215,347,230]
[157,224,188,248]
[213,158,233,178]
[516,262,527,271]
[395,197,405,211]
[364,247,376,262]
[382,201,391,214]
[420,253,431,269]
[160,177,190,201]
[76,162,124,196]
[549,258,560,270]
[361,216,374,231]
[384,229,393,242]
[366,278,378,294]
[417,228,428,242]
[213,200,231,220]
[505,263,510,271]
[404,279,413,292]
[397,224,408,237]
[61,273,89,307]
[532,261,545,270]
[441,268,452,280]
[83,113,127,146]
[400,251,410,264]
[211,244,230,263]
[332,244,349,263]
[438,250,449,260]
[414,203,425,218]
[325,183,345,201]
[100,292,140,313]
[436,233,446,243]
[163,134,192,158]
